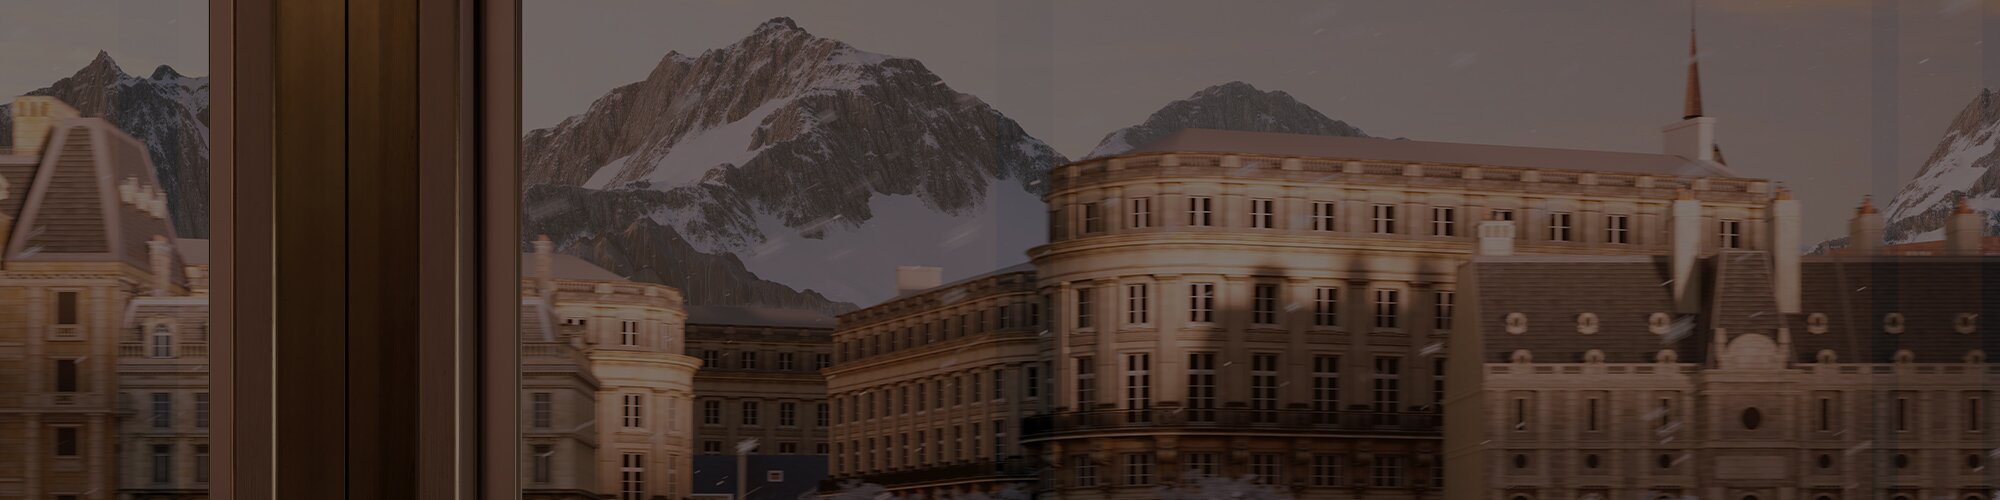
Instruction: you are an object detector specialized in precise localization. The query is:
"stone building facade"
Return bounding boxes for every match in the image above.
[823,264,1050,497]
[1447,198,2000,500]
[683,305,834,499]
[1024,120,1772,499]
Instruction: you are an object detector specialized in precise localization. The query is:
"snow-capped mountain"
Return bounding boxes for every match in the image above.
[1085,81,1370,159]
[522,18,1065,310]
[0,51,211,238]
[1879,89,2000,243]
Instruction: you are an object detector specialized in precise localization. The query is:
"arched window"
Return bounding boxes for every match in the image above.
[1740,408,1762,430]
[150,323,174,358]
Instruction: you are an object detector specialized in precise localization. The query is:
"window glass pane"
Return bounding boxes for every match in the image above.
[6,2,209,494]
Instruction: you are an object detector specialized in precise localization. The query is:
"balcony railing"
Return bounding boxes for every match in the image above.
[1021,408,1440,438]
[822,458,1034,491]
[118,342,211,359]
[48,325,81,340]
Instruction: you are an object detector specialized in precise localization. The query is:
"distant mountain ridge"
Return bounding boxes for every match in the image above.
[1086,81,1370,159]
[1880,88,2000,243]
[0,51,211,238]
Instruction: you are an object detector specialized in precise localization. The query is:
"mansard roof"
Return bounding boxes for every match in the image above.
[4,118,186,287]
[1122,128,1741,178]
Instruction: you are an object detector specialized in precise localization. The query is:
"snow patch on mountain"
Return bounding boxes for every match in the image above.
[1876,88,2000,244]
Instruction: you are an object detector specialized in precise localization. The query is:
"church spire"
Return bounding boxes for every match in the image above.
[1683,1,1704,120]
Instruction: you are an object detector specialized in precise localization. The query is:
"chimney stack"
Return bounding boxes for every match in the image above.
[1671,191,1702,313]
[148,235,174,297]
[1946,198,1984,256]
[1477,221,1516,256]
[1848,196,1884,254]
[1769,189,1801,313]
[10,96,80,158]
[896,266,944,297]
[533,235,555,294]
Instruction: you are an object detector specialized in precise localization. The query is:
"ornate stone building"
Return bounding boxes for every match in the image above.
[683,305,834,500]
[1448,198,2000,500]
[824,264,1049,497]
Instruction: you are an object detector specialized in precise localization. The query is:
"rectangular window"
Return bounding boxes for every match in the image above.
[740,351,758,370]
[779,402,797,427]
[1030,298,1044,329]
[1312,201,1337,231]
[196,444,210,483]
[620,453,646,500]
[622,394,645,428]
[55,427,78,456]
[705,349,722,367]
[998,305,1012,329]
[778,352,796,370]
[1605,214,1631,244]
[1313,287,1339,327]
[1313,356,1341,423]
[619,320,640,346]
[1374,357,1402,424]
[1250,198,1276,229]
[1490,209,1515,222]
[1371,204,1397,234]
[811,402,826,427]
[1123,453,1155,485]
[152,444,172,484]
[56,291,78,325]
[970,423,981,457]
[1187,352,1217,423]
[955,375,966,406]
[901,386,910,415]
[1311,454,1344,487]
[1125,283,1150,325]
[1251,453,1281,485]
[1252,283,1278,325]
[993,418,1006,458]
[1373,454,1405,487]
[1125,353,1152,422]
[815,353,832,370]
[1073,455,1098,487]
[1188,196,1214,226]
[1026,366,1042,398]
[195,392,211,429]
[151,324,174,358]
[1432,291,1454,331]
[993,369,1006,400]
[1373,289,1400,329]
[152,392,173,429]
[1129,197,1152,228]
[1251,354,1279,423]
[1897,397,1911,432]
[1188,283,1216,323]
[703,400,721,425]
[970,375,981,405]
[1431,358,1446,407]
[56,359,78,393]
[1818,396,1831,431]
[1657,397,1675,431]
[1587,397,1600,431]
[1184,452,1218,479]
[1082,202,1104,234]
[1548,212,1573,241]
[1431,206,1456,236]
[1513,397,1528,430]
[532,444,553,483]
[1720,219,1744,249]
[1971,395,1985,432]
[532,392,553,429]
[1075,357,1096,409]
[1075,288,1094,329]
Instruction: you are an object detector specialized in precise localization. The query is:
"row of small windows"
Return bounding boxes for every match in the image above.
[834,419,1018,476]
[701,440,828,455]
[697,350,833,371]
[1071,354,1446,416]
[832,365,1050,424]
[1802,312,1983,335]
[1066,452,1437,489]
[1502,392,1992,437]
[697,399,831,428]
[838,301,1044,362]
[1076,283,1454,332]
[1067,198,1748,248]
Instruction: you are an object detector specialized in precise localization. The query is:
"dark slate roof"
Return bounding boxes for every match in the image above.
[1121,128,1742,178]
[4,119,186,287]
[1708,251,1781,333]
[1793,256,2000,364]
[1464,256,1707,364]
[686,305,835,329]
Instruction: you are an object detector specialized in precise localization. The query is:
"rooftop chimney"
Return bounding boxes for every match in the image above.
[1477,221,1516,256]
[896,266,944,297]
[1848,196,1884,254]
[10,96,80,158]
[1946,198,1983,256]
[1671,191,1702,313]
[533,235,555,294]
[148,235,174,297]
[1769,189,1801,313]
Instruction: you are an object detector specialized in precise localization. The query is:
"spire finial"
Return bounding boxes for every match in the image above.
[1683,0,1704,120]
[1858,195,1877,215]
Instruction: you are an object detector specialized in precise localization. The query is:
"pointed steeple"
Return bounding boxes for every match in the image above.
[1682,3,1704,120]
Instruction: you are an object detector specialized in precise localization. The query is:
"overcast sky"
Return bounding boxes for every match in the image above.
[527,0,1997,243]
[0,1,1991,244]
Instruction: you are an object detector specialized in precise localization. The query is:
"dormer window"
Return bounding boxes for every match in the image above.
[1656,350,1679,364]
[149,323,175,358]
[1957,313,1979,334]
[1805,313,1828,334]
[1884,313,1906,334]
[1582,349,1605,364]
[1510,349,1533,364]
[1894,349,1916,364]
[1648,313,1672,335]
[1504,313,1528,334]
[1576,313,1600,335]
[1816,349,1837,364]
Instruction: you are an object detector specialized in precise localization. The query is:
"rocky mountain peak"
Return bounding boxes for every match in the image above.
[756,16,801,32]
[150,64,185,81]
[1086,80,1370,158]
[1876,88,2000,244]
